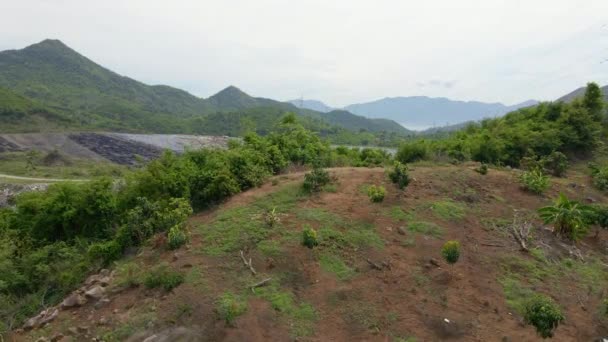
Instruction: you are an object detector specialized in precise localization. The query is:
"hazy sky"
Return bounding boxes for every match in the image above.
[1,0,607,106]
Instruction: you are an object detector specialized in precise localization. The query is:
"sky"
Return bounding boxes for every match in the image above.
[1,0,607,107]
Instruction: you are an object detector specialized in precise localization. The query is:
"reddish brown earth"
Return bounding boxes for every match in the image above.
[11,165,608,342]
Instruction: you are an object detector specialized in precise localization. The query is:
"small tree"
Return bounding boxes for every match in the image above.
[441,240,460,264]
[302,226,318,249]
[302,166,330,193]
[523,295,564,339]
[542,151,568,177]
[388,162,411,189]
[367,185,386,203]
[538,193,592,240]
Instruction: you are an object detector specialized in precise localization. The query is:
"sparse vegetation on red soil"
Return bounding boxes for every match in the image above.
[11,164,608,341]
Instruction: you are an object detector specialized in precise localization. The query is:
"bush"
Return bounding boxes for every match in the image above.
[520,169,550,195]
[396,141,428,163]
[144,263,184,291]
[523,295,564,338]
[167,225,188,250]
[302,226,318,249]
[543,151,568,177]
[589,163,608,191]
[441,240,460,264]
[475,163,488,175]
[388,162,411,189]
[538,193,592,240]
[302,166,330,193]
[216,292,247,326]
[367,185,386,203]
[602,298,608,317]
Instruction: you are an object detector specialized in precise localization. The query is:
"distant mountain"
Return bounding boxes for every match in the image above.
[0,39,409,136]
[287,99,334,113]
[344,96,538,130]
[557,85,608,102]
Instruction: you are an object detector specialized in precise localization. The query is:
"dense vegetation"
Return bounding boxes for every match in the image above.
[395,83,606,167]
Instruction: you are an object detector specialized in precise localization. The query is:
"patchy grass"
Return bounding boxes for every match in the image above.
[257,239,284,257]
[184,265,207,291]
[427,200,466,221]
[99,304,157,341]
[319,253,355,280]
[295,207,344,226]
[254,279,317,337]
[144,263,184,291]
[111,259,143,289]
[198,184,303,256]
[407,221,443,238]
[0,151,126,179]
[216,292,247,326]
[322,183,338,193]
[385,206,413,221]
[318,224,383,250]
[499,276,536,315]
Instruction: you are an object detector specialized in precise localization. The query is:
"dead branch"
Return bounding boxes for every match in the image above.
[249,278,272,293]
[481,243,505,247]
[510,212,532,252]
[366,258,383,270]
[240,250,257,275]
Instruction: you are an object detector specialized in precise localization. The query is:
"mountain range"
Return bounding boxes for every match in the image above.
[557,84,608,103]
[0,39,410,137]
[290,97,538,130]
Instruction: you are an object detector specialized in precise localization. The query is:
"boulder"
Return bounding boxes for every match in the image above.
[84,285,105,300]
[61,293,87,309]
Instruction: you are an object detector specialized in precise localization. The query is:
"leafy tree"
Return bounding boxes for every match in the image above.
[538,193,592,240]
[523,295,564,338]
[583,82,604,121]
[388,162,411,189]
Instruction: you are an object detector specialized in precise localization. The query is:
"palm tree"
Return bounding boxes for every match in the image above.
[538,193,592,240]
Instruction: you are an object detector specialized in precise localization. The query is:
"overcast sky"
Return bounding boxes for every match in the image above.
[1,0,607,106]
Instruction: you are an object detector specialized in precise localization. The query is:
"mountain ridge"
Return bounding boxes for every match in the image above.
[0,39,409,136]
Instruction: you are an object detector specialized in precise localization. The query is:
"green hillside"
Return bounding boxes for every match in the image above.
[0,39,410,139]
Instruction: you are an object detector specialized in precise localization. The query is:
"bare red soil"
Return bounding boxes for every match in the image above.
[11,165,608,342]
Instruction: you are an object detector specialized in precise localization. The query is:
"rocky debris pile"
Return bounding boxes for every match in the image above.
[0,183,48,208]
[22,269,115,331]
[69,133,162,165]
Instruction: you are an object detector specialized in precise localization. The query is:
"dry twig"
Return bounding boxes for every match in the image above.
[240,250,257,275]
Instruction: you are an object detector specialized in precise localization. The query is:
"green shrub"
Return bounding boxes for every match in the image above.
[396,141,428,163]
[302,166,331,193]
[167,225,188,250]
[216,292,247,326]
[589,163,608,191]
[523,295,564,338]
[367,185,386,203]
[542,151,568,177]
[144,263,184,291]
[475,163,488,175]
[302,226,319,249]
[539,193,593,240]
[520,169,550,194]
[113,262,142,288]
[88,240,123,264]
[388,162,411,189]
[441,240,460,264]
[602,298,608,317]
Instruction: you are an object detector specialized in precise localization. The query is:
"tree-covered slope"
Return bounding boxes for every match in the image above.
[0,39,409,138]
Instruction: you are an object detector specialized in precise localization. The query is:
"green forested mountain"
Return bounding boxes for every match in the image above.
[0,39,409,138]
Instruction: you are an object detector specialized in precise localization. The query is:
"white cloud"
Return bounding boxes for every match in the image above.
[1,0,606,106]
